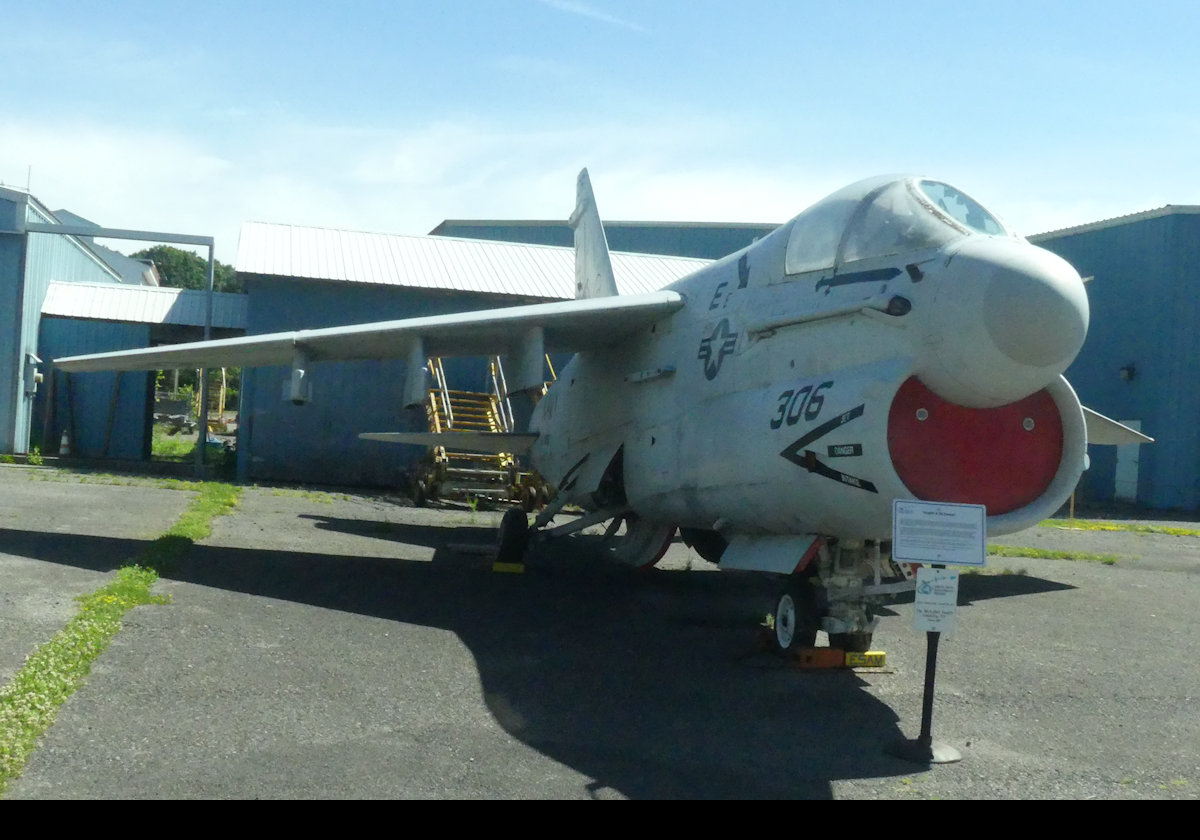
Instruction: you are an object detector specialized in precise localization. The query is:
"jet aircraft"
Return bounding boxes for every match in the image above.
[55,171,1150,654]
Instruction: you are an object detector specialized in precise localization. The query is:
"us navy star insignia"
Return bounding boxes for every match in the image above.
[698,318,738,380]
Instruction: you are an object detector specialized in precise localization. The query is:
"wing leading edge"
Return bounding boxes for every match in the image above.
[53,290,685,374]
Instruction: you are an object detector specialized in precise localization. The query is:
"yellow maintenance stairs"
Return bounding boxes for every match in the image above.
[410,356,550,509]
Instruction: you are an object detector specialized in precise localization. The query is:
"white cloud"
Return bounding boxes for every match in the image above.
[536,0,647,33]
[5,109,1181,270]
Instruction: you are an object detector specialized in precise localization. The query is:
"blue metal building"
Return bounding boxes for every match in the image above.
[0,186,244,460]
[1033,206,1200,510]
[231,222,710,486]
[0,187,136,455]
[37,282,246,459]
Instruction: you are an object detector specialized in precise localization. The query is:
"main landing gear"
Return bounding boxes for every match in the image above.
[493,491,677,571]
[769,539,912,658]
[495,508,530,569]
[600,513,676,568]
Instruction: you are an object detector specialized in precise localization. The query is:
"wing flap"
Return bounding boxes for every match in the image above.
[54,290,684,373]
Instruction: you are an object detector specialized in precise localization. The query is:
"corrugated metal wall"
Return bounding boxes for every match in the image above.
[37,318,153,460]
[0,220,26,452]
[0,193,126,454]
[237,276,526,486]
[1040,214,1200,509]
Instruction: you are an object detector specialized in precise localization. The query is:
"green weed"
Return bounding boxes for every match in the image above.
[0,481,241,794]
[1040,518,1200,538]
[151,425,196,461]
[0,566,168,794]
[988,545,1120,565]
[270,487,333,504]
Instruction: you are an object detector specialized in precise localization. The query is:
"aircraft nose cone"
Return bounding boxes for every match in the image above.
[979,242,1089,368]
[920,237,1090,408]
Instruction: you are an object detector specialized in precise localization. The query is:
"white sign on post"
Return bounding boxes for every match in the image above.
[913,567,960,633]
[892,500,987,567]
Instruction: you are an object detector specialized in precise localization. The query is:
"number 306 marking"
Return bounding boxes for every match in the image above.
[770,381,833,429]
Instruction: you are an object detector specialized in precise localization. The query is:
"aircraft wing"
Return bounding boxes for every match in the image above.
[53,291,685,373]
[359,431,538,454]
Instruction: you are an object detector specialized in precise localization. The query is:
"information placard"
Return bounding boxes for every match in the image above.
[892,500,986,567]
[913,566,960,633]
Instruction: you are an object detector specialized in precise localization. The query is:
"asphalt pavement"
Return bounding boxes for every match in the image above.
[2,466,1198,799]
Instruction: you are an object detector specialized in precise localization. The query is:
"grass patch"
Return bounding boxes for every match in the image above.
[270,487,333,504]
[1040,518,1200,538]
[151,424,197,461]
[0,566,169,794]
[26,470,208,492]
[0,481,241,795]
[168,482,240,542]
[988,545,1120,565]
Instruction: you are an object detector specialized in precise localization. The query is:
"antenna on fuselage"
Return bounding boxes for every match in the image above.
[568,168,619,299]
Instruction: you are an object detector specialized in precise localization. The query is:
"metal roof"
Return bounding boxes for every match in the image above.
[236,221,711,298]
[41,281,247,329]
[52,210,161,285]
[1031,205,1200,242]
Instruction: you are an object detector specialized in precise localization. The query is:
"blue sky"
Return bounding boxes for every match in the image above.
[3,1,1197,263]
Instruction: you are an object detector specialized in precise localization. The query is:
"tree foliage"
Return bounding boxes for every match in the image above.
[130,245,242,293]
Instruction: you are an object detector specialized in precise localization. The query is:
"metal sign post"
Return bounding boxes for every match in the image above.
[886,500,986,764]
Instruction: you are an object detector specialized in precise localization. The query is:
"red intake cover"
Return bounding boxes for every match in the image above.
[887,377,1063,515]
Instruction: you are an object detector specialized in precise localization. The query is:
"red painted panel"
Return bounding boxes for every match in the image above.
[887,377,1063,515]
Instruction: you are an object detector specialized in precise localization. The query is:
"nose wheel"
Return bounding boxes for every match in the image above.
[773,584,818,653]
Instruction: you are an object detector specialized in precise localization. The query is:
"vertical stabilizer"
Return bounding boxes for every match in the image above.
[567,168,619,298]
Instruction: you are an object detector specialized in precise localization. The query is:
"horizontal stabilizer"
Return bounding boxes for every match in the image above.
[1083,407,1154,445]
[359,431,538,454]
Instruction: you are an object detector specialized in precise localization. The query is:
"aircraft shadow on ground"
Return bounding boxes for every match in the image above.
[296,513,497,555]
[3,522,1011,799]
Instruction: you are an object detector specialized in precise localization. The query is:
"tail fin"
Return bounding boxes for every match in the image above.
[567,168,619,299]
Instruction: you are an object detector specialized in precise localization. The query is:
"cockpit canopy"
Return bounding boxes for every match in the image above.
[784,176,1010,276]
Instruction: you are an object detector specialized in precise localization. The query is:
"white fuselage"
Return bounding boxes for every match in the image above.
[530,176,1090,541]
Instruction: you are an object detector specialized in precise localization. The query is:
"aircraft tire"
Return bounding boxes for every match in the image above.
[611,517,676,568]
[496,508,529,564]
[412,479,428,508]
[774,586,817,653]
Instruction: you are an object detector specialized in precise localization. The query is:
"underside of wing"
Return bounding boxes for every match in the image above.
[359,431,538,454]
[53,290,685,375]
